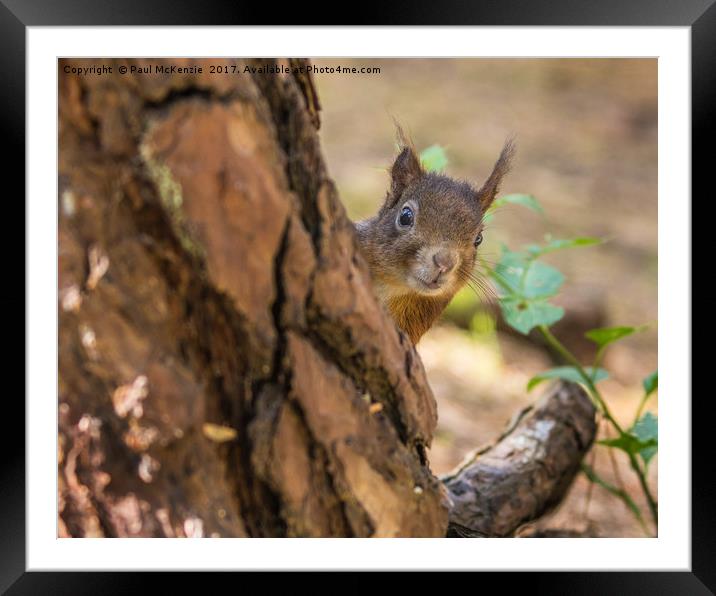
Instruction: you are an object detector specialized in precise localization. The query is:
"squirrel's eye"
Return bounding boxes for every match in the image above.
[474,232,484,247]
[398,206,414,228]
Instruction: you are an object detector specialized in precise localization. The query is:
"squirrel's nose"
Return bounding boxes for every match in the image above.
[433,249,456,275]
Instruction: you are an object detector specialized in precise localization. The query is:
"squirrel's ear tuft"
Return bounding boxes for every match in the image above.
[389,125,423,203]
[477,138,515,212]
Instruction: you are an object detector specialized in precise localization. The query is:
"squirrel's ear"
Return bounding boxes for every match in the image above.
[391,145,423,197]
[388,126,423,203]
[477,138,515,212]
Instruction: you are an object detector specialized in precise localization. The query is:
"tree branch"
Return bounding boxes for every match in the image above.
[442,381,596,537]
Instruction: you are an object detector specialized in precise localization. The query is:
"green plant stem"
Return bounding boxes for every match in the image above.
[633,391,651,425]
[593,344,607,372]
[631,455,658,529]
[538,325,619,428]
[538,325,658,530]
[581,463,651,537]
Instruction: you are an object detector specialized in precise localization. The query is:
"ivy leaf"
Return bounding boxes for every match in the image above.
[492,248,565,335]
[491,249,529,294]
[631,412,658,466]
[598,432,657,458]
[522,260,564,299]
[643,371,658,396]
[500,297,564,335]
[585,325,647,349]
[419,145,448,172]
[491,249,563,299]
[527,366,609,391]
[492,193,543,213]
[490,237,599,336]
[525,237,603,257]
[598,414,657,464]
[484,194,542,223]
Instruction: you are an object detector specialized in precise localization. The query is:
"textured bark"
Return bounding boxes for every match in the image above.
[58,58,594,538]
[443,381,596,537]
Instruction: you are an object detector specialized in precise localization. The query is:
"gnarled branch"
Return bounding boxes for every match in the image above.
[443,381,596,537]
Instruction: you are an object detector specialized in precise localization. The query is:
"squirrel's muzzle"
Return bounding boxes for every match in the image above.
[413,246,459,291]
[432,248,456,276]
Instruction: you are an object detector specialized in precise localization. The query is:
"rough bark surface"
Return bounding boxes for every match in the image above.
[58,58,595,538]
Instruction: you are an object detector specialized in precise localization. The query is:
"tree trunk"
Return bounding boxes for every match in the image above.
[58,58,595,538]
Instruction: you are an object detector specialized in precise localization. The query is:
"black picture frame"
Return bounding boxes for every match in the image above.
[4,0,706,590]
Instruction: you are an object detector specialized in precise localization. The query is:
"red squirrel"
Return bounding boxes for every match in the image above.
[355,129,514,344]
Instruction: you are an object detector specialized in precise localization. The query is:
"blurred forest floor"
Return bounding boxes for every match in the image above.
[314,59,657,537]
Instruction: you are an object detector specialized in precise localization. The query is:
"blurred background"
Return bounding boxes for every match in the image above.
[313,58,657,537]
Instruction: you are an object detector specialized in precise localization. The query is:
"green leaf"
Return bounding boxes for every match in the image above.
[585,325,647,349]
[492,239,594,300]
[643,371,658,396]
[500,297,564,335]
[491,249,529,294]
[492,248,565,334]
[527,365,609,391]
[524,236,603,257]
[597,427,657,461]
[419,145,448,172]
[484,194,542,223]
[492,193,543,214]
[631,412,658,466]
[522,260,564,299]
[491,248,563,299]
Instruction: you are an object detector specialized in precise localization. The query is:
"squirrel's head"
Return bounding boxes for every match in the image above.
[367,132,514,301]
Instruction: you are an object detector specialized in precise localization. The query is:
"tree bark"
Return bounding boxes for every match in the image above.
[58,58,595,538]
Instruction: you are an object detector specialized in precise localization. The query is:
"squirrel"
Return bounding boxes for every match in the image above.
[355,128,514,344]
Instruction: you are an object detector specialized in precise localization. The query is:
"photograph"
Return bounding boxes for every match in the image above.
[57,57,659,539]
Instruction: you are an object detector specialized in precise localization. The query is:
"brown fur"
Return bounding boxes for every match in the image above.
[355,129,514,344]
[386,294,449,344]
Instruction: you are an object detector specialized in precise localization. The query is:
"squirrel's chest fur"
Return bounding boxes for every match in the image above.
[385,293,451,344]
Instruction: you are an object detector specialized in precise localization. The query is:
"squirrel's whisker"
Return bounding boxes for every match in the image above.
[456,266,498,307]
